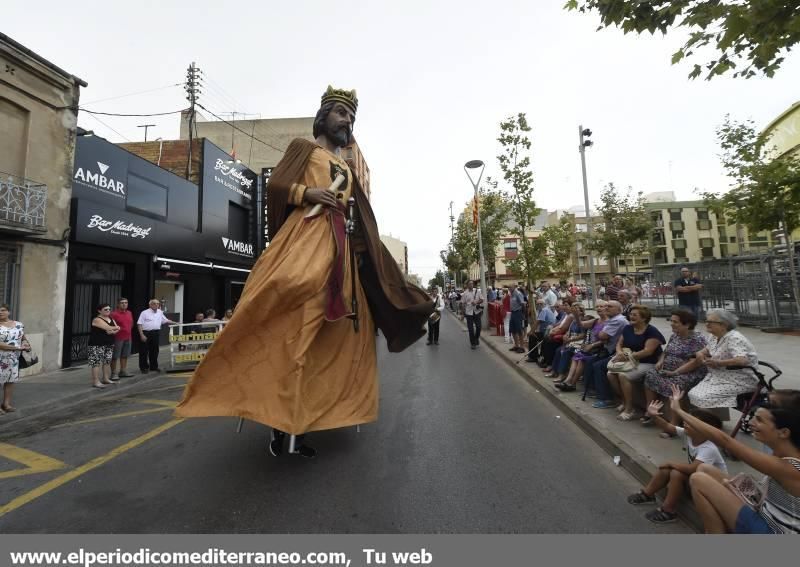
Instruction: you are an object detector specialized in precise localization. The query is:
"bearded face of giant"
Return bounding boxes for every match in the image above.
[314,102,354,148]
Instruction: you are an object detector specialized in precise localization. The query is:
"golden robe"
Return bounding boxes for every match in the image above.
[176,147,378,434]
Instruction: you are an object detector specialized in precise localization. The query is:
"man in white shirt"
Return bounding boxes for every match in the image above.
[137,299,176,373]
[542,282,558,309]
[460,280,484,350]
[426,286,445,345]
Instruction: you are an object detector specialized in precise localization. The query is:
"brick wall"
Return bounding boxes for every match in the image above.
[118,139,202,185]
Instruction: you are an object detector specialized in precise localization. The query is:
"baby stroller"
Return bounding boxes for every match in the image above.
[729,361,782,439]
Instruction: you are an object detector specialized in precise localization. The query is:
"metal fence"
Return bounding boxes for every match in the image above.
[637,252,800,329]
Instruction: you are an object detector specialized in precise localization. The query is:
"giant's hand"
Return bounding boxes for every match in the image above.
[304,188,339,209]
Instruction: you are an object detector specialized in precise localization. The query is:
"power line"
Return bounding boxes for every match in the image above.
[79,108,184,117]
[80,83,184,106]
[83,112,131,142]
[196,102,285,154]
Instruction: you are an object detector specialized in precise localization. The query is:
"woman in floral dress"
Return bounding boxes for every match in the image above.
[643,308,707,429]
[0,304,30,414]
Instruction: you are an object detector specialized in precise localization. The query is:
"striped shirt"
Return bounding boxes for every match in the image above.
[761,457,800,534]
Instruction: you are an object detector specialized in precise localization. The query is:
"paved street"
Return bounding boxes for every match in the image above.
[0,314,690,533]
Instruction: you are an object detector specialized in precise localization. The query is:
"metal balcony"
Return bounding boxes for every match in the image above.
[0,172,47,233]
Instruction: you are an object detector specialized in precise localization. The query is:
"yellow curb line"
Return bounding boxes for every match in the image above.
[0,418,184,518]
[0,444,68,480]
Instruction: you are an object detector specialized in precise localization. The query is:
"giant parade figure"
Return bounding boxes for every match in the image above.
[176,86,434,457]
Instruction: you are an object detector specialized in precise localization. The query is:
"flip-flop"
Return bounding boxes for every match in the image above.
[1,406,16,413]
[92,384,106,389]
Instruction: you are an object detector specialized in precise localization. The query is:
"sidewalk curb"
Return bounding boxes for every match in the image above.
[0,372,171,432]
[449,310,702,532]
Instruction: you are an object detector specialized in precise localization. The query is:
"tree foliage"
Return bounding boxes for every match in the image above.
[586,183,652,273]
[702,116,800,234]
[427,270,447,291]
[542,216,576,278]
[447,178,512,276]
[497,113,543,286]
[565,0,800,80]
[702,115,800,311]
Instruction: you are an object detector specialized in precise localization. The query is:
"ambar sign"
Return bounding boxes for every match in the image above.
[221,237,253,257]
[74,161,126,197]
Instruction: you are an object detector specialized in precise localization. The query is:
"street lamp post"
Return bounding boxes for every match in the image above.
[578,126,597,308]
[464,159,487,327]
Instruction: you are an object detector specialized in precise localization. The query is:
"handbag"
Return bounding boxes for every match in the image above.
[607,348,639,373]
[19,349,39,369]
[724,473,767,510]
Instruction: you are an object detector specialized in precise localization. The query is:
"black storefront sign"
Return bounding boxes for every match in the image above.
[72,200,203,261]
[200,140,258,264]
[71,136,259,267]
[66,136,260,367]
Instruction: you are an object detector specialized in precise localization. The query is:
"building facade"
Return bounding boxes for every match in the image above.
[380,234,408,275]
[0,32,85,372]
[65,135,257,366]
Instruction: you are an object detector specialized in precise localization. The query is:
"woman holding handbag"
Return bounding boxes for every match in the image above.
[0,304,31,414]
[606,305,665,421]
[676,387,800,534]
[546,303,594,382]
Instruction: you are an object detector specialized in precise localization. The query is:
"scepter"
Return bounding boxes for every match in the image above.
[346,197,359,333]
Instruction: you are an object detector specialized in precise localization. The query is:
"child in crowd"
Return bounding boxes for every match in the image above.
[626,398,728,524]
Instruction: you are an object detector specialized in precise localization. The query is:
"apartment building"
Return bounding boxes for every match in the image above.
[0,33,85,371]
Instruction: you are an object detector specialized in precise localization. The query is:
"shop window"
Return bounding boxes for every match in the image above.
[127,173,167,219]
[228,202,249,242]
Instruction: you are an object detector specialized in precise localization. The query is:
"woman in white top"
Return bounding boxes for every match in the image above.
[0,304,30,413]
[674,386,800,534]
[689,309,759,409]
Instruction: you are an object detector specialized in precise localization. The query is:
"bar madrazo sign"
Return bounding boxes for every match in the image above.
[87,214,152,239]
[221,237,253,258]
[74,161,126,197]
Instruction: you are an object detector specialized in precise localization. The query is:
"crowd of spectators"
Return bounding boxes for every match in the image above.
[468,273,799,533]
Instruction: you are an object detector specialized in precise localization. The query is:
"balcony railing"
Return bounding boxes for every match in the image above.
[0,172,47,232]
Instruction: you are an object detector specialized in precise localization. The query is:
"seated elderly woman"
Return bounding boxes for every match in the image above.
[546,303,595,381]
[554,301,609,392]
[688,308,759,411]
[643,308,708,431]
[606,305,666,421]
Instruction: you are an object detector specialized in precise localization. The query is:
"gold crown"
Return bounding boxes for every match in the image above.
[321,85,358,113]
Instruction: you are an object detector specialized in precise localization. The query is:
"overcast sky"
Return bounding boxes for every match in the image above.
[6,0,799,283]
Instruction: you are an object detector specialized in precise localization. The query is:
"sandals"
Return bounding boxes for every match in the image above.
[92,384,106,389]
[627,491,656,505]
[555,383,576,392]
[1,405,16,413]
[617,411,640,421]
[645,508,678,524]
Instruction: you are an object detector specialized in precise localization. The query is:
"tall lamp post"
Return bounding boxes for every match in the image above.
[464,159,487,327]
[578,126,597,308]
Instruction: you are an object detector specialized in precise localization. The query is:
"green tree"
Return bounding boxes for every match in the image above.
[565,0,800,80]
[448,179,512,275]
[427,270,447,291]
[702,115,800,312]
[497,113,543,287]
[587,183,652,273]
[543,216,576,279]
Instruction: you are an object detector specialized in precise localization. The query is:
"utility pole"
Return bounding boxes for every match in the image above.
[185,62,201,179]
[449,200,457,291]
[137,124,156,142]
[579,125,597,308]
